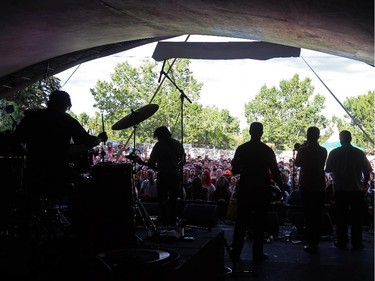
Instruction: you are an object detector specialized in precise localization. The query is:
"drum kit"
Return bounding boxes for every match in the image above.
[111,103,159,131]
[93,103,160,236]
[0,104,181,280]
[92,104,182,278]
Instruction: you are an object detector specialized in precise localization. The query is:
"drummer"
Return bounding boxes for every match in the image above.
[15,90,108,238]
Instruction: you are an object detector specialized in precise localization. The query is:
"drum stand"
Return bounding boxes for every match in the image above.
[131,170,159,240]
[129,125,159,240]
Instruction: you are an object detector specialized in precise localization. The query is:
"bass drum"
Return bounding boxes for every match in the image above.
[96,247,180,280]
[76,163,136,253]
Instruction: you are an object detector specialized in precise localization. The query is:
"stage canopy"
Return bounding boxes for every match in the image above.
[0,0,373,99]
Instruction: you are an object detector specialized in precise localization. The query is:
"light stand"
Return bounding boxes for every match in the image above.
[160,70,191,198]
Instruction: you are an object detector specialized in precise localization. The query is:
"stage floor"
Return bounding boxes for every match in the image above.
[220,222,374,281]
[0,220,373,281]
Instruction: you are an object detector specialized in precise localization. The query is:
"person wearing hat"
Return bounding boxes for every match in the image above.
[230,122,283,269]
[144,126,185,226]
[294,126,327,253]
[15,90,108,239]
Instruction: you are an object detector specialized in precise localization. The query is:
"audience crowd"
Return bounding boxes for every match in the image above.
[86,142,375,227]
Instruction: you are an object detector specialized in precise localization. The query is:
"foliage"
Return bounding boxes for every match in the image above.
[0,77,61,132]
[244,74,331,152]
[3,66,372,154]
[334,91,375,150]
[90,59,241,149]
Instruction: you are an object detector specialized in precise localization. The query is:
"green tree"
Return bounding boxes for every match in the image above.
[0,77,61,132]
[91,59,201,144]
[90,59,241,148]
[187,106,240,149]
[244,74,330,152]
[334,91,374,150]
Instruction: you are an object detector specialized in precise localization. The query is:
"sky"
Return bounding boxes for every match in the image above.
[56,35,374,131]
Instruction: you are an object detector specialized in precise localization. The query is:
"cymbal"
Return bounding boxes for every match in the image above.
[111,104,159,130]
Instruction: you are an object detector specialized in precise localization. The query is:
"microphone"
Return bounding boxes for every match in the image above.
[158,60,166,83]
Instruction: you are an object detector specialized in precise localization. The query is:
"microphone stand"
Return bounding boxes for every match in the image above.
[160,70,192,198]
[100,112,106,163]
[291,143,302,190]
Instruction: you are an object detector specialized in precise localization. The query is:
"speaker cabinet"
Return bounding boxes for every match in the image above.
[182,203,218,228]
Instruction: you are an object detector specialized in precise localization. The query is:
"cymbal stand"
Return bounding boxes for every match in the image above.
[130,124,158,240]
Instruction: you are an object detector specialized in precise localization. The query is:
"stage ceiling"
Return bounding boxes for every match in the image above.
[0,0,373,99]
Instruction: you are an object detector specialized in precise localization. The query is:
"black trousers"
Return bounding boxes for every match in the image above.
[334,190,367,246]
[300,189,325,246]
[231,191,270,261]
[156,171,179,226]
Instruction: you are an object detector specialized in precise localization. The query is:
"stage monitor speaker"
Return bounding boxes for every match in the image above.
[142,202,159,217]
[182,203,218,228]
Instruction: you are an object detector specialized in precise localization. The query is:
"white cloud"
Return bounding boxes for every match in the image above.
[56,38,375,130]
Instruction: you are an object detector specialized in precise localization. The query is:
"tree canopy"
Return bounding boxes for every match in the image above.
[0,61,373,155]
[244,74,331,152]
[334,90,374,150]
[90,59,241,149]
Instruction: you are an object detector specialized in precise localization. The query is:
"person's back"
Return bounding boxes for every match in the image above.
[232,139,280,196]
[295,141,327,191]
[230,122,282,268]
[14,90,108,243]
[148,137,182,173]
[146,126,185,226]
[17,108,83,170]
[16,91,105,171]
[326,130,372,249]
[326,142,371,191]
[293,126,327,253]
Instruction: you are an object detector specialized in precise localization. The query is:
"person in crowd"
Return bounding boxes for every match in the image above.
[140,126,185,226]
[281,169,291,194]
[286,183,303,207]
[15,90,108,239]
[228,176,238,196]
[325,130,372,249]
[190,165,205,201]
[230,122,283,267]
[223,169,233,182]
[212,175,231,220]
[215,168,224,182]
[294,126,327,253]
[201,169,216,201]
[139,169,158,202]
[182,167,193,200]
[226,176,240,221]
[210,166,218,186]
[324,174,334,205]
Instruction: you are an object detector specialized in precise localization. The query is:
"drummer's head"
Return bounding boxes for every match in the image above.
[47,90,72,112]
[153,126,172,140]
